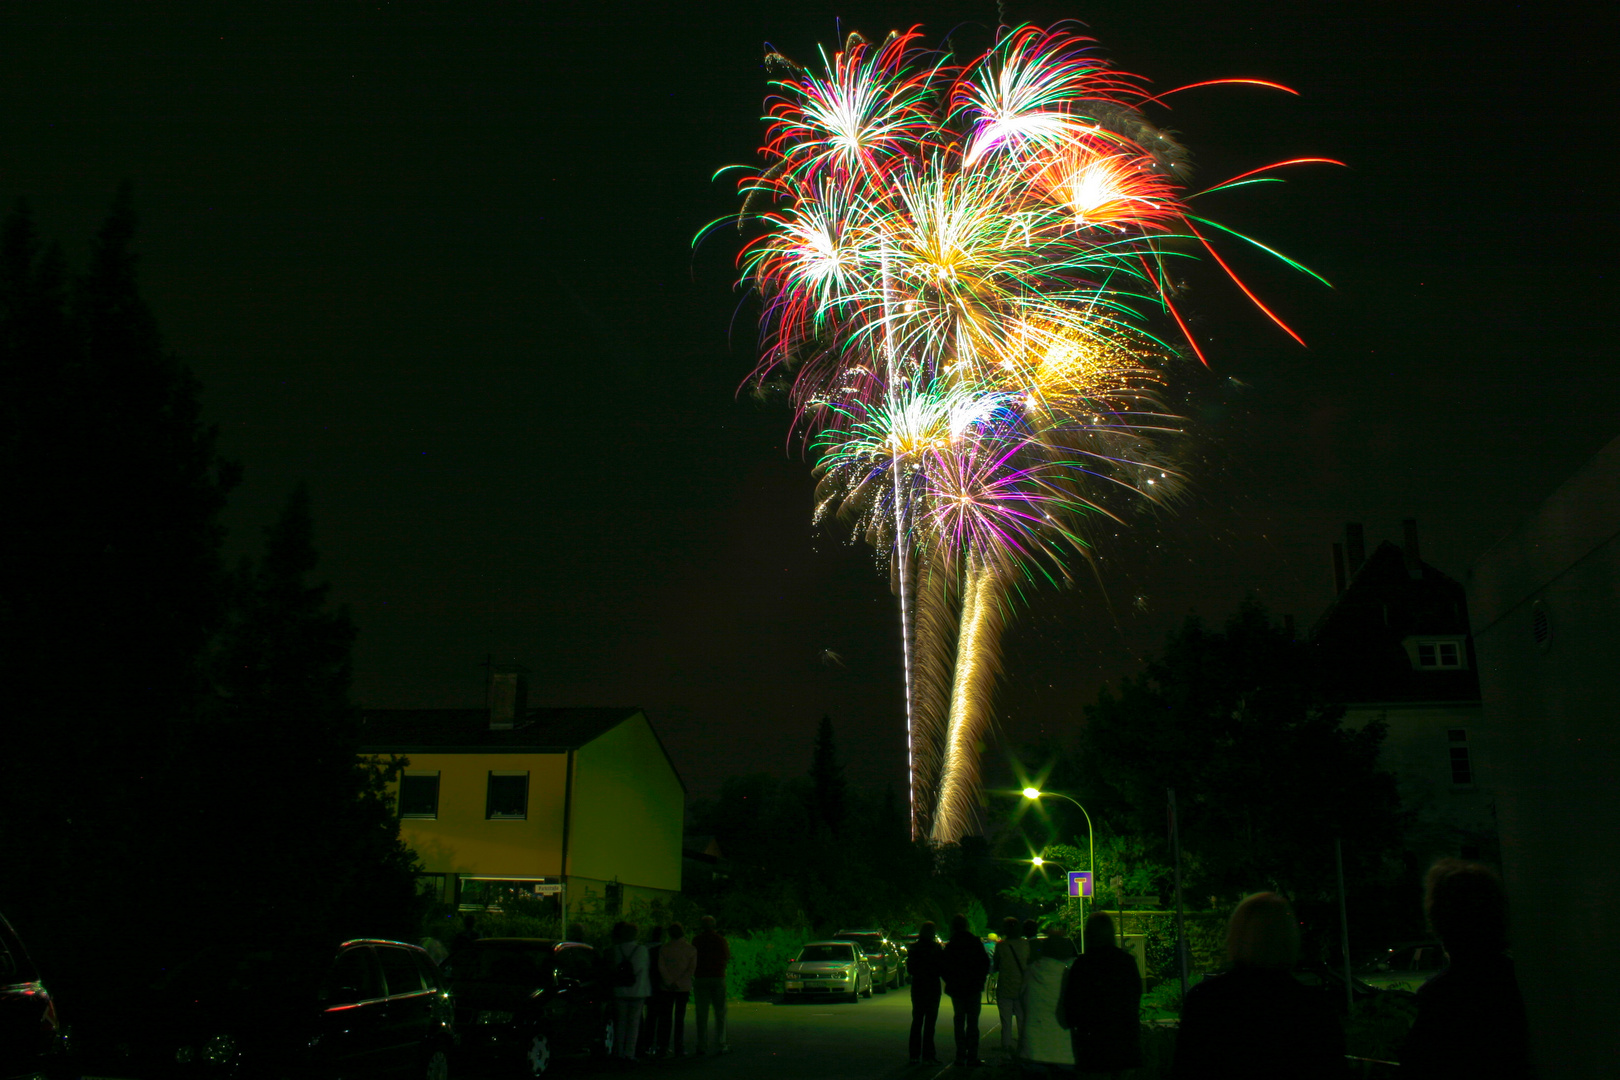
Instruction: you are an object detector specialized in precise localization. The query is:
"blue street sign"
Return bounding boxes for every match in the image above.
[1068,871,1093,898]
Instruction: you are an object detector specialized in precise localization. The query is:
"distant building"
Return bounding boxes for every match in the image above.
[360,666,685,924]
[1467,435,1620,1078]
[1308,520,1496,864]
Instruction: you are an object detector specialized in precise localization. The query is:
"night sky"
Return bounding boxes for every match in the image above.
[3,1,1611,797]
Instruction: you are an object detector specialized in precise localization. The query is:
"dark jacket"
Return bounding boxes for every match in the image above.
[940,930,991,999]
[693,929,730,979]
[907,935,944,999]
[1171,967,1345,1079]
[1400,952,1531,1079]
[1061,943,1142,1073]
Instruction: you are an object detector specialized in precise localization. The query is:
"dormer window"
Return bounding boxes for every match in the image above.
[1405,636,1467,671]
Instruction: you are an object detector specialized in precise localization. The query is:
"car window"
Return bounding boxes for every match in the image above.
[376,946,425,996]
[453,945,556,986]
[555,945,596,982]
[322,947,382,1006]
[412,949,443,990]
[798,945,853,963]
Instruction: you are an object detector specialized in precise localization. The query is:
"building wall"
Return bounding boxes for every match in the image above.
[388,751,568,878]
[1345,701,1495,863]
[1467,435,1620,1079]
[567,712,683,893]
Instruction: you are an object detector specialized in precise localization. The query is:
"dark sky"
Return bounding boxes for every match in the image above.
[3,1,1612,797]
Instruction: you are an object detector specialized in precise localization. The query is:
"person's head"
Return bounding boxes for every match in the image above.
[1225,892,1300,971]
[1083,912,1115,953]
[1424,859,1509,956]
[950,913,970,935]
[699,915,717,933]
[917,921,937,943]
[667,922,686,941]
[611,921,637,944]
[567,923,586,942]
[1044,923,1068,939]
[1001,916,1022,939]
[1022,919,1039,939]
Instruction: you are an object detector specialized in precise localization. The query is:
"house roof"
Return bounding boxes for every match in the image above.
[1309,540,1481,704]
[358,707,642,753]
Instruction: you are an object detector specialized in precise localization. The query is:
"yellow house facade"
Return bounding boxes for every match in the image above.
[360,691,684,923]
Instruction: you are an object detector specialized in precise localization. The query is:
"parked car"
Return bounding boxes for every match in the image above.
[440,938,609,1076]
[783,942,872,1003]
[0,910,71,1080]
[1360,941,1445,990]
[1293,959,1416,1014]
[79,937,454,1078]
[832,931,904,992]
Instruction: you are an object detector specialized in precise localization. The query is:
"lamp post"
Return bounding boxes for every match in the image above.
[1023,787,1096,947]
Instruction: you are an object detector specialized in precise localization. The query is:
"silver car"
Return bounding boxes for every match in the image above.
[783,941,873,1003]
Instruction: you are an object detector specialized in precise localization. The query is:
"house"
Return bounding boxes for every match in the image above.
[360,667,685,923]
[1466,434,1620,1078]
[1308,520,1496,864]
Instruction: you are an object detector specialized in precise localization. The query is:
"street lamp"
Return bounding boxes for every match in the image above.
[1022,787,1095,946]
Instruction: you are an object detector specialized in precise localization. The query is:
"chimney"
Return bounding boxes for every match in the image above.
[1402,517,1422,579]
[1344,522,1366,577]
[489,664,530,730]
[1331,542,1347,595]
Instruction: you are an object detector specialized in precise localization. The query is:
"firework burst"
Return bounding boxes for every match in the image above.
[707,21,1333,842]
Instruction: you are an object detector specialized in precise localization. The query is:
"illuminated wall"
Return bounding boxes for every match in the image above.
[394,752,568,877]
[567,712,684,893]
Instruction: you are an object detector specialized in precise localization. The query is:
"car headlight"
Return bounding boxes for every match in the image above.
[203,1034,236,1064]
[476,1010,515,1026]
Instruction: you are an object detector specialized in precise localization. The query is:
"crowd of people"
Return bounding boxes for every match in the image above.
[900,858,1530,1078]
[605,914,732,1061]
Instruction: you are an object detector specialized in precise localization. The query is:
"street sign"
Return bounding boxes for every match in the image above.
[1068,871,1093,898]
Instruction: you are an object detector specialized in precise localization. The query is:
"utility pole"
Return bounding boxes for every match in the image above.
[1168,788,1189,996]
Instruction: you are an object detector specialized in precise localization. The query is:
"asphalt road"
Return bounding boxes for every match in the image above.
[479,989,1020,1080]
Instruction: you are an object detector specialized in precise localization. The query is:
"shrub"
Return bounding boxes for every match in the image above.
[725,927,818,999]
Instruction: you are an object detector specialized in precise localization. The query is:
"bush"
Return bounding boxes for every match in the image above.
[725,927,818,999]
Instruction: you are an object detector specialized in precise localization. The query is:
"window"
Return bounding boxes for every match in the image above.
[1449,729,1473,785]
[375,945,425,997]
[1414,638,1465,669]
[321,946,382,1007]
[486,771,529,819]
[400,772,441,819]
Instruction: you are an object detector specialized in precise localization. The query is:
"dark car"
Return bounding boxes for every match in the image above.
[441,938,609,1076]
[1,911,71,1080]
[832,931,905,992]
[81,938,454,1078]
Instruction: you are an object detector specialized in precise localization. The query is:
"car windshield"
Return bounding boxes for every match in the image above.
[449,942,558,986]
[798,945,854,963]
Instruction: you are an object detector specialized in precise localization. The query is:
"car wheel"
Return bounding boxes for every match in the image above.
[862,979,873,999]
[527,1033,550,1076]
[424,1048,449,1080]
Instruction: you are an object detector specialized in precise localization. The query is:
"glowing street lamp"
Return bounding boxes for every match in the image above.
[1022,787,1096,945]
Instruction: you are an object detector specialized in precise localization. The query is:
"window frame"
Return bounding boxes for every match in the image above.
[400,771,442,820]
[485,771,530,821]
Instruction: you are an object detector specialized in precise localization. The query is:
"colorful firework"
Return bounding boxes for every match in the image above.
[706,22,1333,842]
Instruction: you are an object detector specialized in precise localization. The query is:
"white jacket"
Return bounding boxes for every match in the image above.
[611,941,651,999]
[1019,956,1075,1065]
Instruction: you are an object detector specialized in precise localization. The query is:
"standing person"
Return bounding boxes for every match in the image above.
[692,915,731,1055]
[993,917,1032,1059]
[907,922,945,1065]
[941,913,991,1067]
[450,913,480,953]
[1399,859,1531,1078]
[638,924,665,1058]
[1019,932,1077,1070]
[608,921,650,1062]
[1062,912,1142,1076]
[1171,892,1344,1078]
[656,922,697,1058]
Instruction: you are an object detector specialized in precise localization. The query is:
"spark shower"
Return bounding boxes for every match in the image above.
[705,23,1331,842]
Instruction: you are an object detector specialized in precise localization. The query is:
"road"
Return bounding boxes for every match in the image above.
[494,990,1020,1080]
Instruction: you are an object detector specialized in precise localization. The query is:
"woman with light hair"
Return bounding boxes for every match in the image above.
[1171,893,1344,1078]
